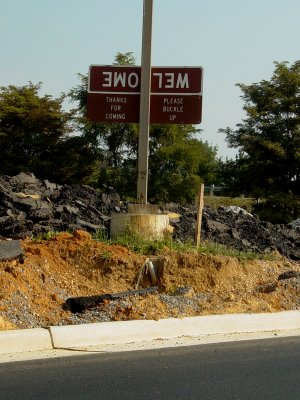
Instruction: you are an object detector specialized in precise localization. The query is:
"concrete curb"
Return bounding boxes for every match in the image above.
[0,328,52,354]
[50,310,300,349]
[1,310,300,355]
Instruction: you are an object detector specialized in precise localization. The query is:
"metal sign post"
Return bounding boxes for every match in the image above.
[137,0,153,204]
[86,0,203,206]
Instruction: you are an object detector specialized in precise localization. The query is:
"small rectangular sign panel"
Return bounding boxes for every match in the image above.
[87,93,140,124]
[150,94,202,124]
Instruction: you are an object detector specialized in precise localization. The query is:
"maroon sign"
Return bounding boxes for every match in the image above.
[87,65,202,124]
[151,95,202,124]
[89,65,141,94]
[87,93,140,124]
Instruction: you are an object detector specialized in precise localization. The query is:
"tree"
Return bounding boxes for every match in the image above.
[113,51,136,66]
[148,124,218,203]
[0,83,70,178]
[0,82,98,183]
[69,52,139,194]
[220,61,300,196]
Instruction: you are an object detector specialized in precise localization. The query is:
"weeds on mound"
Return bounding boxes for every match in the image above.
[93,226,275,261]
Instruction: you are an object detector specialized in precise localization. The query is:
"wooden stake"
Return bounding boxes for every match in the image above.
[195,183,205,248]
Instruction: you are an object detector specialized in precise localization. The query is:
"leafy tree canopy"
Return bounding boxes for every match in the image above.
[0,83,97,183]
[0,83,70,177]
[220,61,300,196]
[113,51,136,66]
[148,124,218,203]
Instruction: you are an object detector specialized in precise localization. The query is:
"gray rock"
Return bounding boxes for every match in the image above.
[0,240,24,261]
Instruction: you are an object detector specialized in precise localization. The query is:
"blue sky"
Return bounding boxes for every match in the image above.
[1,0,300,158]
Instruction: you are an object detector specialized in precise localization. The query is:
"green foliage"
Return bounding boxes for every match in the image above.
[52,135,101,185]
[113,51,136,66]
[69,69,140,195]
[108,226,169,255]
[0,82,98,184]
[0,83,69,178]
[31,231,58,242]
[204,196,255,213]
[220,61,300,197]
[93,229,109,242]
[197,241,276,262]
[148,125,218,203]
[100,249,112,262]
[253,193,300,224]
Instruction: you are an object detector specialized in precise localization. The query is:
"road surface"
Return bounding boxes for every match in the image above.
[1,336,300,399]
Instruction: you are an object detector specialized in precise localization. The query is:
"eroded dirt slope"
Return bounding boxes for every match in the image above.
[1,231,300,330]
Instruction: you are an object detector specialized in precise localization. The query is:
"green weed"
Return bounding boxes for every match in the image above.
[99,226,271,261]
[31,231,58,242]
[93,228,110,242]
[197,240,276,262]
[100,249,112,262]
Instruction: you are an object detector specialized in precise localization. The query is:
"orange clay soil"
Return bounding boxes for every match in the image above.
[0,230,300,330]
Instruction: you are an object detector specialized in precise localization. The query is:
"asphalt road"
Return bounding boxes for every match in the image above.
[1,336,300,400]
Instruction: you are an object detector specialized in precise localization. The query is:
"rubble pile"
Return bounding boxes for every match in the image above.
[168,204,300,260]
[0,173,299,260]
[0,172,125,239]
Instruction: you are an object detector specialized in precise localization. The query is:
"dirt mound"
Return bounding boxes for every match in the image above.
[1,231,300,330]
[1,173,300,331]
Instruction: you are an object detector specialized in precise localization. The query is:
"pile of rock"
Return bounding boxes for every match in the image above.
[167,204,300,260]
[0,172,125,239]
[0,173,299,260]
